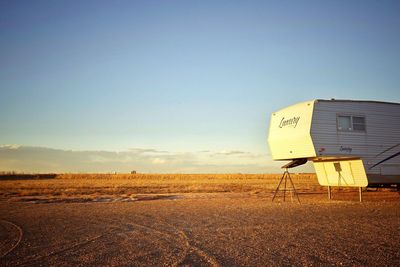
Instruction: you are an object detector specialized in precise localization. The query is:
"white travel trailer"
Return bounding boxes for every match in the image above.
[268,99,400,189]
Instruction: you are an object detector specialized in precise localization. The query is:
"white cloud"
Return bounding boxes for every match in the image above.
[0,144,21,149]
[128,148,169,154]
[0,145,314,173]
[215,150,247,156]
[152,158,166,164]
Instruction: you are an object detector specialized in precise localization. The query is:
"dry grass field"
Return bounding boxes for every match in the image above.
[0,173,322,202]
[1,173,399,266]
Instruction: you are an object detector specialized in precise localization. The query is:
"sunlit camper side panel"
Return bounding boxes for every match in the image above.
[313,159,368,187]
[268,100,316,160]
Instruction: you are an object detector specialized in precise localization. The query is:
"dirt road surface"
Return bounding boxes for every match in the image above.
[1,192,399,266]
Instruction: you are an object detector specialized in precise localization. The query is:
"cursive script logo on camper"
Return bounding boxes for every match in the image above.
[340,146,352,153]
[279,117,300,128]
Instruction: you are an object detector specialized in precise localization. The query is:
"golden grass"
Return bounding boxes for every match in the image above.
[0,173,322,199]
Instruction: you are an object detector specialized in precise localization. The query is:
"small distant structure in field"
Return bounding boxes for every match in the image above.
[131,170,137,174]
[268,99,400,202]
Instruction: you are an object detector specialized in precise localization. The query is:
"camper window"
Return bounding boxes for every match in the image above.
[337,115,366,132]
[352,116,366,131]
[338,116,351,130]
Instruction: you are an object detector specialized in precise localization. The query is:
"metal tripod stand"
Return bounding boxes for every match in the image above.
[272,168,300,203]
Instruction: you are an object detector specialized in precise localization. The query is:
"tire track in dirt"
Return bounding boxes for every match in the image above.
[118,216,221,266]
[18,217,169,265]
[136,214,220,267]
[0,219,23,258]
[122,220,190,266]
[19,234,103,265]
[3,214,220,266]
[18,218,187,266]
[174,228,220,267]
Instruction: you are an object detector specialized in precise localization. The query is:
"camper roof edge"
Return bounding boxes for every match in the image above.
[316,99,400,106]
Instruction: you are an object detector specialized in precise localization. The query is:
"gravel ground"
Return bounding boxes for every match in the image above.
[0,191,399,266]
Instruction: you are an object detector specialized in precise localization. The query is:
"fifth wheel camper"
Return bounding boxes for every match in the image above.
[268,99,400,189]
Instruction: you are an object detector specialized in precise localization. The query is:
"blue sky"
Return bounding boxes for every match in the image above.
[1,1,400,172]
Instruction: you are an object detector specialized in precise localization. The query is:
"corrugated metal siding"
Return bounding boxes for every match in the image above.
[311,100,400,180]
